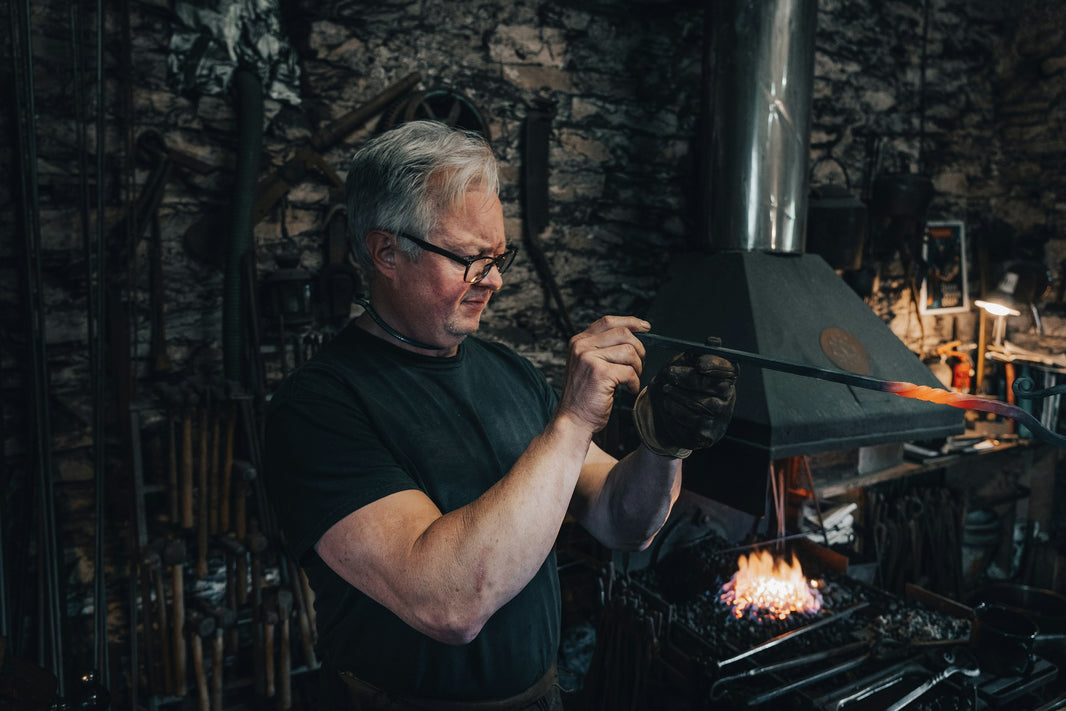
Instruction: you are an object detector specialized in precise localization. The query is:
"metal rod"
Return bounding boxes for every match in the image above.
[11,0,66,692]
[710,639,870,699]
[638,332,1066,449]
[716,601,868,668]
[92,0,111,690]
[745,650,872,707]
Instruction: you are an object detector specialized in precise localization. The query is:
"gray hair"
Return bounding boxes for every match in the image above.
[345,120,500,275]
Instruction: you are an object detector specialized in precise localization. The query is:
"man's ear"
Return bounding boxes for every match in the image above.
[364,229,399,278]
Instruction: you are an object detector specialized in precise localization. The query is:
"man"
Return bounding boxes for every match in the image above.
[263,120,737,710]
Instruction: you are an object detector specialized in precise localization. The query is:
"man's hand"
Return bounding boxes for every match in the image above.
[555,316,650,435]
[632,338,738,458]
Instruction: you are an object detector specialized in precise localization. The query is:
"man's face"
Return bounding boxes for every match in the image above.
[392,190,507,353]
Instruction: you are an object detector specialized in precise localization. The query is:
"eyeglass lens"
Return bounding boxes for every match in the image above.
[466,251,515,284]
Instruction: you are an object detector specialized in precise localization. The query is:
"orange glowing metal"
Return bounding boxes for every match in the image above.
[637,332,1066,450]
[719,550,823,620]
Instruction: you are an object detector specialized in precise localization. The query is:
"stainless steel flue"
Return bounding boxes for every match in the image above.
[702,0,816,254]
[645,0,962,512]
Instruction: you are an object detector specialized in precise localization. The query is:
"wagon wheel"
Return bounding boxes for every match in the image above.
[378,88,490,141]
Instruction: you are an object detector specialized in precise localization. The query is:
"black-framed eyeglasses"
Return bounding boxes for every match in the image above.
[394,231,518,285]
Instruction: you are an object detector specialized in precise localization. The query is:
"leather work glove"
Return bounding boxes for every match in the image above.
[632,338,738,459]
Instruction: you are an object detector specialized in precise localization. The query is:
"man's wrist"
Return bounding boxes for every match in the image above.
[632,388,692,460]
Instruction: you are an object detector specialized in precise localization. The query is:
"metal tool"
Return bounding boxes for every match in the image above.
[637,332,1066,448]
[717,601,869,668]
[745,648,873,706]
[185,610,215,711]
[827,662,927,710]
[884,653,980,711]
[164,537,188,698]
[710,639,870,699]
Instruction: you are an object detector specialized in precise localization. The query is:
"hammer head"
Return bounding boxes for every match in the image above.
[232,459,257,482]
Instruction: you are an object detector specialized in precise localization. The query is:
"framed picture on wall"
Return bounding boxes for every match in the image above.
[920,220,969,314]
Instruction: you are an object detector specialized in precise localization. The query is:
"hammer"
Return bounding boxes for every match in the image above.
[233,459,256,542]
[233,460,257,604]
[184,609,216,711]
[157,383,183,525]
[162,537,187,697]
[248,530,269,697]
[138,548,161,697]
[284,555,318,669]
[143,546,172,696]
[197,384,211,579]
[219,400,237,533]
[215,533,246,654]
[207,381,225,536]
[181,388,197,530]
[195,600,236,711]
[260,588,280,699]
[277,588,294,710]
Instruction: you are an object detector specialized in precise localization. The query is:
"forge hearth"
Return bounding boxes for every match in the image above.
[586,534,1065,710]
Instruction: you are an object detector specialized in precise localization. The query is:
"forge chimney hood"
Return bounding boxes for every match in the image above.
[642,0,963,492]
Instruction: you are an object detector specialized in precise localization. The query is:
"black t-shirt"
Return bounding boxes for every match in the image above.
[263,324,561,699]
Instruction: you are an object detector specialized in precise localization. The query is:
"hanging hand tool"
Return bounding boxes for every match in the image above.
[197,384,210,579]
[147,545,173,696]
[184,610,215,711]
[210,624,224,711]
[219,395,238,533]
[181,388,196,530]
[637,332,1066,448]
[233,459,256,542]
[249,530,269,696]
[522,97,575,340]
[215,533,245,654]
[163,537,188,698]
[138,548,163,697]
[184,72,422,268]
[194,600,235,711]
[158,384,184,525]
[284,554,317,669]
[137,128,220,377]
[208,381,223,536]
[277,588,294,710]
[259,588,281,700]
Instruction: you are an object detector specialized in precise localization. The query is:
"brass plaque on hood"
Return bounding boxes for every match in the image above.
[820,327,871,375]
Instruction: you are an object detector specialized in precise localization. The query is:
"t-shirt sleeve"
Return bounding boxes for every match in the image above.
[262,367,418,562]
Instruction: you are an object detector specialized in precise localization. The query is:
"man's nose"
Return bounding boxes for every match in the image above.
[478,262,505,291]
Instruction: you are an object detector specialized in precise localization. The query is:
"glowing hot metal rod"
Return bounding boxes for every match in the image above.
[637,332,1066,450]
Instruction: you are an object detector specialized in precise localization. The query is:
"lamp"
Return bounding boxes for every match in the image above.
[974,274,1022,348]
[975,261,1051,341]
[974,261,1051,392]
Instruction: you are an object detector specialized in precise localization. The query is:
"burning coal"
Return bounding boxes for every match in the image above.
[718,550,824,620]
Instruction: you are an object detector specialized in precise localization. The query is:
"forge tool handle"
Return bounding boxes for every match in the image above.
[637,332,1066,449]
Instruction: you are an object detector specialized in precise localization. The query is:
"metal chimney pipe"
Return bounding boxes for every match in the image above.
[702,0,817,254]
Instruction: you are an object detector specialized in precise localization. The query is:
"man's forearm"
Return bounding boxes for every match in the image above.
[323,413,595,645]
[578,446,682,551]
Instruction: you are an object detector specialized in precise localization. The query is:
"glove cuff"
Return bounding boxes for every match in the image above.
[632,387,692,460]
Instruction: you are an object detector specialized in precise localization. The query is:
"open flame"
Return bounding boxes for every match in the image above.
[719,550,823,620]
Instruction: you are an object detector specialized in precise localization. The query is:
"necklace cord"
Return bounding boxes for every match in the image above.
[354,298,447,351]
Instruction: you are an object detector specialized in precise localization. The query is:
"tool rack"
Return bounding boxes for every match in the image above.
[128,378,319,711]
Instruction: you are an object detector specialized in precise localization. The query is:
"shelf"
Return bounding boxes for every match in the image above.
[813,440,1028,499]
